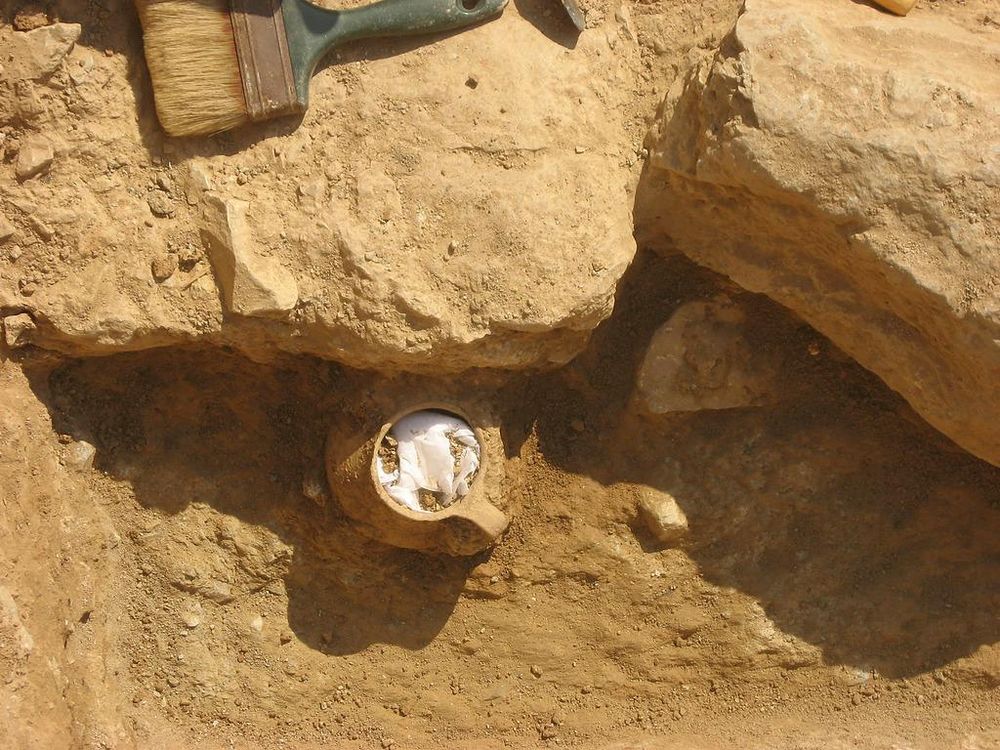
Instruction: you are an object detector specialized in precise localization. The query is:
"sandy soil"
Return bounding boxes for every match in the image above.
[1,0,998,748]
[3,253,998,748]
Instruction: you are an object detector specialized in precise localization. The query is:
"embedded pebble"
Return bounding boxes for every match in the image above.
[65,440,96,471]
[151,253,177,282]
[180,612,201,629]
[147,190,175,217]
[0,215,16,243]
[637,487,689,545]
[15,135,53,181]
[2,313,36,348]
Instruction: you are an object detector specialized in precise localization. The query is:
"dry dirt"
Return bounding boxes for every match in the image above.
[1,0,999,748]
[3,253,999,749]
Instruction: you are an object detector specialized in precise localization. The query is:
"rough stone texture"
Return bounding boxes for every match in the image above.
[637,296,776,413]
[14,134,54,181]
[636,487,689,545]
[0,10,639,372]
[5,22,81,81]
[0,215,15,243]
[200,195,298,318]
[2,313,37,348]
[637,0,1000,466]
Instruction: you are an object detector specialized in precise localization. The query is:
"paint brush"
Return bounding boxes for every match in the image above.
[135,0,507,137]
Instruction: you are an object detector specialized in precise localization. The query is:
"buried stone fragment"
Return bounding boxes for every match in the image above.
[637,487,689,545]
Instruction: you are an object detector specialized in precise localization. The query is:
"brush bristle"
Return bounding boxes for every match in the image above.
[135,0,248,137]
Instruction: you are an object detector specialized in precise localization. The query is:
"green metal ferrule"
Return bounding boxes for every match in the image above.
[282,0,509,107]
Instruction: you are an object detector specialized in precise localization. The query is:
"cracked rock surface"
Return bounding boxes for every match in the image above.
[638,0,1000,466]
[0,6,638,371]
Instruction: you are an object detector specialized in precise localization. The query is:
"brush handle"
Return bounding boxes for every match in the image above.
[284,0,508,104]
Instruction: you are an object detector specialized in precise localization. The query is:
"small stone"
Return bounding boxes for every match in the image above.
[279,630,293,645]
[14,6,49,31]
[570,418,585,432]
[575,146,587,154]
[10,23,81,81]
[540,724,557,739]
[201,580,234,604]
[2,313,36,348]
[180,612,201,629]
[200,195,298,317]
[460,638,483,655]
[249,615,264,633]
[465,75,479,89]
[166,676,180,688]
[301,474,327,504]
[530,664,543,678]
[151,253,177,282]
[28,215,53,240]
[637,487,689,545]
[147,190,175,217]
[15,135,53,181]
[296,177,327,210]
[155,174,174,192]
[65,440,96,471]
[637,298,775,413]
[16,85,45,120]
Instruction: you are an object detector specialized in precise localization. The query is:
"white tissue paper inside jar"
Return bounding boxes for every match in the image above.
[375,410,481,513]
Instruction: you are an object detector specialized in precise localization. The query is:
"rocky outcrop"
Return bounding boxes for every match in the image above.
[0,14,639,372]
[637,0,1000,466]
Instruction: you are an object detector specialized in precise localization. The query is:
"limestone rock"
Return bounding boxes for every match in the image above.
[0,215,15,243]
[15,134,53,181]
[200,195,298,318]
[2,313,36,348]
[638,0,1000,466]
[637,297,775,413]
[0,10,637,373]
[637,488,689,545]
[6,23,81,81]
[65,440,96,471]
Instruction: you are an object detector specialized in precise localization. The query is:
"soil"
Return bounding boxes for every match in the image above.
[1,0,998,748]
[3,253,999,748]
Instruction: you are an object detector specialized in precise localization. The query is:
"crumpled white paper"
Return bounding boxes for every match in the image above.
[376,410,480,513]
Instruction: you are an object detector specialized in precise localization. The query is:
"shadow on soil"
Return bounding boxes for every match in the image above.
[509,251,1000,679]
[27,349,487,655]
[23,250,1000,677]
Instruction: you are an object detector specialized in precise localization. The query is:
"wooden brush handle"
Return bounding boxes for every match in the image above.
[872,0,916,15]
